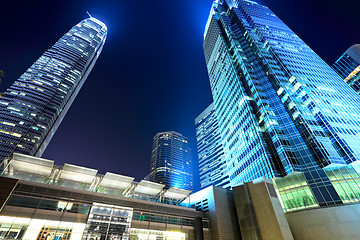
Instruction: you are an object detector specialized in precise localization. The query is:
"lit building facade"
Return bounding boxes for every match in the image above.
[150,131,193,191]
[0,153,209,240]
[182,186,240,239]
[332,44,360,93]
[203,0,360,209]
[0,17,106,161]
[195,103,230,189]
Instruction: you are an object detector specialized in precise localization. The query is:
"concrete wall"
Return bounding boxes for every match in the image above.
[185,186,241,240]
[233,178,294,240]
[212,187,241,239]
[286,204,360,240]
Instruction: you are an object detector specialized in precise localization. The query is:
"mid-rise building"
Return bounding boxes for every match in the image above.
[150,131,193,191]
[203,0,360,208]
[0,153,209,240]
[332,44,360,93]
[0,17,106,161]
[195,103,230,189]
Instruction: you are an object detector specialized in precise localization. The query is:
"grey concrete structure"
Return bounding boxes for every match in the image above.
[286,204,360,240]
[183,186,240,240]
[231,177,360,240]
[233,178,294,240]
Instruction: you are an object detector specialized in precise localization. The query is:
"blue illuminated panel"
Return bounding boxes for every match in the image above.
[203,0,360,206]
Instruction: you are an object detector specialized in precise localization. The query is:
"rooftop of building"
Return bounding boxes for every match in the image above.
[195,102,215,124]
[154,131,186,139]
[87,17,107,31]
[346,44,360,64]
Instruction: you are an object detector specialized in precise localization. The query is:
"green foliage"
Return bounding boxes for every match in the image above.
[284,195,316,211]
[38,176,51,184]
[96,185,107,193]
[55,179,64,185]
[302,196,310,205]
[78,182,90,190]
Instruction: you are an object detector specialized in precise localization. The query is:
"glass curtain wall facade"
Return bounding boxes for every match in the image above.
[150,131,193,191]
[195,103,230,189]
[0,17,107,161]
[203,0,360,208]
[332,44,360,93]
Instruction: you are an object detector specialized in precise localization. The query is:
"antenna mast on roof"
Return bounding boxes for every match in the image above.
[86,11,92,18]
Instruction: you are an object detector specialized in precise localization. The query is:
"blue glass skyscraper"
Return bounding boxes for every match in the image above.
[332,44,360,93]
[150,131,193,190]
[195,103,230,189]
[0,18,106,161]
[203,0,360,209]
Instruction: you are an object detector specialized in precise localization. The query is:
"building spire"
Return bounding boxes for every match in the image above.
[86,11,92,18]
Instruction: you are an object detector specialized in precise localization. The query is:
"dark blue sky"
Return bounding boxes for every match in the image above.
[1,0,359,191]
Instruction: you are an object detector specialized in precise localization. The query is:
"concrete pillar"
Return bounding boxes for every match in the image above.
[195,216,204,240]
[233,178,294,240]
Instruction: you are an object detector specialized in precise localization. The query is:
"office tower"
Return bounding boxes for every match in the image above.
[332,44,360,93]
[203,0,360,208]
[195,103,230,189]
[150,131,193,190]
[0,18,107,161]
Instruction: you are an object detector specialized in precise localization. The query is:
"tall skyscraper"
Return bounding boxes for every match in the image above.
[195,103,230,189]
[0,17,107,160]
[203,0,360,208]
[332,44,360,93]
[150,131,193,190]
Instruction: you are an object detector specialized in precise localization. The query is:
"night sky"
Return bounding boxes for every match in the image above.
[1,0,359,191]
